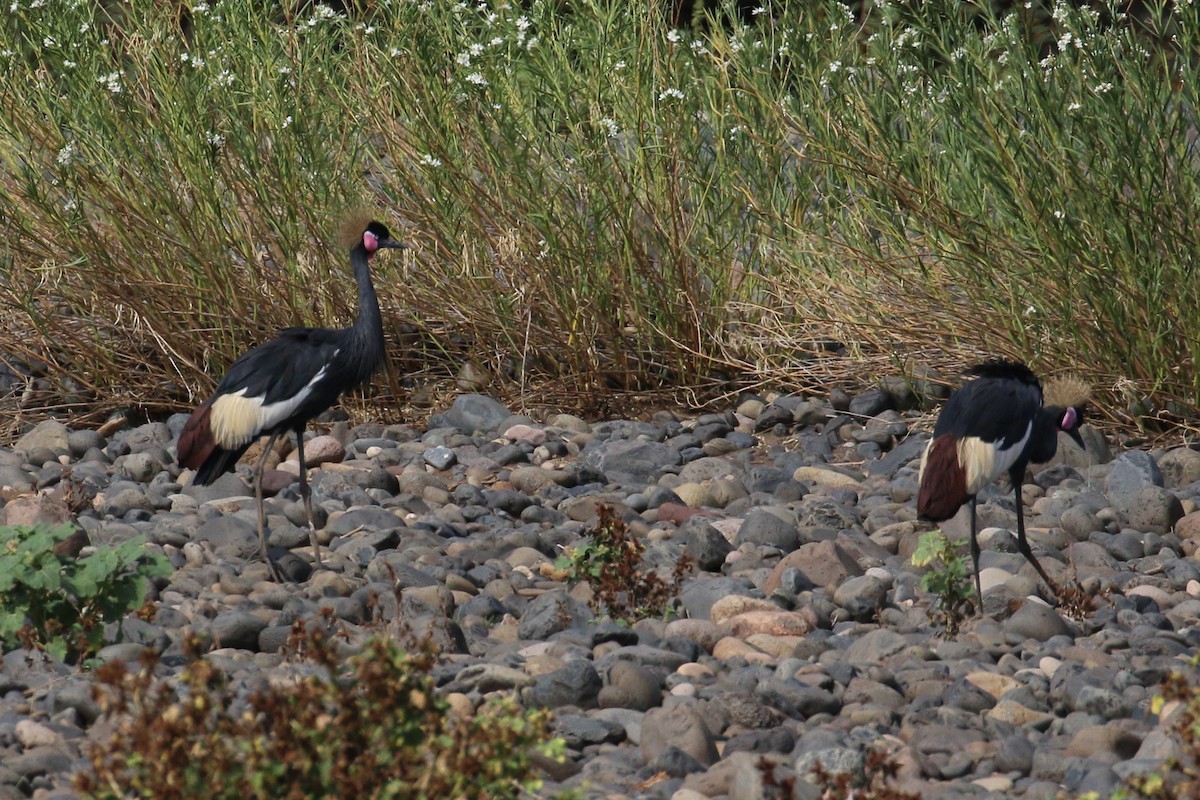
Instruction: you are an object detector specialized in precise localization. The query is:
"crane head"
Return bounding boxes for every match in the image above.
[363,220,407,253]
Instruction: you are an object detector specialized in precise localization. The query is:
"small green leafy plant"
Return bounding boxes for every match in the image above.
[76,624,563,800]
[0,523,170,663]
[557,504,691,623]
[911,530,974,637]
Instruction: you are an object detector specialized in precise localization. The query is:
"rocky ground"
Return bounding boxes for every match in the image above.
[1,382,1199,800]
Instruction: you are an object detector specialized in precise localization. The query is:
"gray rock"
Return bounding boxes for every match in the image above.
[598,661,662,712]
[212,611,269,651]
[437,394,513,433]
[1105,451,1163,495]
[795,747,865,783]
[120,452,162,482]
[848,389,895,417]
[1113,486,1184,534]
[844,629,909,664]
[67,429,106,457]
[422,446,457,470]
[1004,601,1073,641]
[582,439,681,488]
[832,574,888,620]
[736,508,799,551]
[641,703,718,766]
[648,745,706,777]
[685,521,733,572]
[555,713,625,748]
[757,680,841,718]
[0,464,34,492]
[16,420,71,455]
[679,577,762,620]
[1072,685,1130,719]
[6,745,73,778]
[194,516,260,560]
[523,660,602,708]
[98,487,155,518]
[1157,447,1200,489]
[517,590,592,640]
[994,733,1035,774]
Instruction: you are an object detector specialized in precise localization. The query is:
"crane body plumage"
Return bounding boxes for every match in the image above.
[917,360,1086,608]
[177,219,403,578]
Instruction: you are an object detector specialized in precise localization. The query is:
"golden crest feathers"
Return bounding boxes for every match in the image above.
[1044,374,1091,408]
[335,207,384,250]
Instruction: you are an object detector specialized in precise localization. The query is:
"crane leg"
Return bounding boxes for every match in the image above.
[254,431,283,581]
[294,427,324,571]
[1013,482,1060,600]
[968,497,982,613]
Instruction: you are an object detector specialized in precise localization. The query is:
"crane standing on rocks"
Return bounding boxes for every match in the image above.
[917,360,1089,609]
[178,216,406,578]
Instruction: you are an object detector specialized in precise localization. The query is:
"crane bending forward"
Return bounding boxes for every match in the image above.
[178,217,405,578]
[918,360,1089,609]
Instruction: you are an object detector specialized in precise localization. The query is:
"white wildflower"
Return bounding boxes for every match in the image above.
[599,117,618,137]
[63,59,75,68]
[614,60,626,70]
[1094,81,1113,93]
[659,87,685,101]
[419,153,442,167]
[214,69,234,87]
[470,42,484,56]
[456,51,472,66]
[206,130,225,147]
[1053,209,1064,219]
[98,71,121,93]
[193,1,209,11]
[79,22,89,33]
[466,72,487,85]
[667,29,681,43]
[56,140,77,166]
[515,15,530,31]
[751,6,765,14]
[282,115,292,127]
[1068,101,1081,111]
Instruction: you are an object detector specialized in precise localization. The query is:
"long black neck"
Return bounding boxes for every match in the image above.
[348,243,385,378]
[1025,405,1067,466]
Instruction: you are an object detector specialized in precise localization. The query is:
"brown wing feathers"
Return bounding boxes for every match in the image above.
[917,434,969,521]
[177,398,216,470]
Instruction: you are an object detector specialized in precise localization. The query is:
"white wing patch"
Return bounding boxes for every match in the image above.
[955,420,1032,494]
[210,367,327,448]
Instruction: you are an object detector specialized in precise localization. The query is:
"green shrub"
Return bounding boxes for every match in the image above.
[0,523,170,663]
[911,530,974,636]
[556,504,691,623]
[75,626,563,800]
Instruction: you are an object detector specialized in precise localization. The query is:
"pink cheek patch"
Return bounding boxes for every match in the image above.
[1061,407,1078,429]
[363,231,379,253]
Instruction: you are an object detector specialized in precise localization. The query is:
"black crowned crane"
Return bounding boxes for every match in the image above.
[177,216,406,577]
[917,360,1089,608]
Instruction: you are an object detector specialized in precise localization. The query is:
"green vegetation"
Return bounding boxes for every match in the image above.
[557,504,691,621]
[1,0,1198,424]
[76,626,563,800]
[0,523,170,663]
[911,529,974,635]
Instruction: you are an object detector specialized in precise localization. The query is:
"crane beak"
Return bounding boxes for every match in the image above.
[378,238,409,250]
[1066,427,1085,450]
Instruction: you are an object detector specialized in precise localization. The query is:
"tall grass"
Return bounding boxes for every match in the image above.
[0,0,1197,431]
